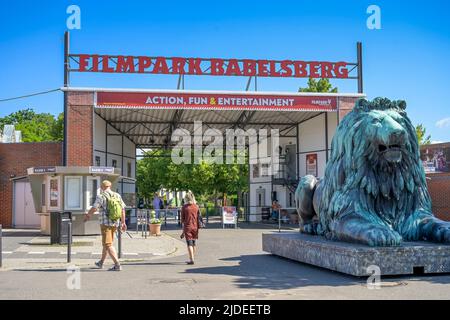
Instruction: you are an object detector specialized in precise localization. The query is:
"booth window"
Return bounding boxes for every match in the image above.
[64,176,83,211]
[86,176,100,209]
[127,161,132,177]
[41,183,46,206]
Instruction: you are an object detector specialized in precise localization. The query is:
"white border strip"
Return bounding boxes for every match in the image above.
[95,105,337,112]
[61,87,366,98]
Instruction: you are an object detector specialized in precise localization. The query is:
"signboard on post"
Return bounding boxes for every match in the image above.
[222,206,238,228]
[89,167,115,174]
[33,167,56,174]
[306,154,318,177]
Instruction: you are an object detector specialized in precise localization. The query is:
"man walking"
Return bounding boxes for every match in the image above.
[153,192,162,219]
[84,180,127,271]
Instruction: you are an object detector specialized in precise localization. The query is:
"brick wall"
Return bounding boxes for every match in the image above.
[0,142,62,227]
[338,96,360,121]
[427,173,450,221]
[66,91,94,166]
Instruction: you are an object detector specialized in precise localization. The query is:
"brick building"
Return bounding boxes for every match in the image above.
[0,142,62,227]
[426,173,450,221]
[421,142,450,221]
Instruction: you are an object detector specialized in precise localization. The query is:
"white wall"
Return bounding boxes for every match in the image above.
[93,114,136,208]
[297,112,338,179]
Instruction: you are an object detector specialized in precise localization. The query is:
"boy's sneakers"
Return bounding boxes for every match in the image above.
[108,264,122,271]
[95,260,103,269]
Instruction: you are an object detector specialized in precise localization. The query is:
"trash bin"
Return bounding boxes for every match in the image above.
[50,212,72,245]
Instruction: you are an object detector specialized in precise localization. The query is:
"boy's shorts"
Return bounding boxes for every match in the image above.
[101,225,117,247]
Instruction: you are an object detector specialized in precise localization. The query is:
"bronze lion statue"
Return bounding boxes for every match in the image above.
[295,98,450,246]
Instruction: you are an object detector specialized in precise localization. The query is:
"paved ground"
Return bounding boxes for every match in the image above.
[0,222,449,299]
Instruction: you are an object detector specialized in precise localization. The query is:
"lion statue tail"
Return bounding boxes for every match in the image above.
[295,175,319,235]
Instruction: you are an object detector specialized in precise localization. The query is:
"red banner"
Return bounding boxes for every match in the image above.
[96,91,337,111]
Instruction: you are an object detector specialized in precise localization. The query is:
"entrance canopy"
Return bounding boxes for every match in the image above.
[65,87,364,148]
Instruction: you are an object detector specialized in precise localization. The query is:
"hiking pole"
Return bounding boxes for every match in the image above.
[67,221,72,263]
[118,221,122,258]
[0,224,3,268]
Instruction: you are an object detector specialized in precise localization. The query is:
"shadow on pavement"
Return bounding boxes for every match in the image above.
[183,254,450,289]
[2,229,41,237]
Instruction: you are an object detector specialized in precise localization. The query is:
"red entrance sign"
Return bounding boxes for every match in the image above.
[96,91,338,111]
[72,55,350,79]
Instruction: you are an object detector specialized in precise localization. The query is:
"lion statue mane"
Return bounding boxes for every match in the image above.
[295,97,450,246]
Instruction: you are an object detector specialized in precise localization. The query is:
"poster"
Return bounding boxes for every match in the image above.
[222,206,238,225]
[49,179,59,208]
[306,153,318,177]
[420,144,450,173]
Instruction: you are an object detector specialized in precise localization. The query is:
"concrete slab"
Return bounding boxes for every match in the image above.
[262,232,450,276]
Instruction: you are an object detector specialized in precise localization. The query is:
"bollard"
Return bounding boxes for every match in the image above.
[137,209,139,234]
[278,209,281,233]
[144,210,148,239]
[118,221,122,258]
[67,221,72,263]
[0,224,2,268]
[141,210,144,237]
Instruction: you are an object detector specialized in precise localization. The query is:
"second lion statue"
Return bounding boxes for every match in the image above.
[295,98,450,246]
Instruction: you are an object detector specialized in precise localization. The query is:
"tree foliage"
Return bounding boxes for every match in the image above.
[136,149,249,205]
[415,124,431,145]
[299,78,338,93]
[0,108,64,142]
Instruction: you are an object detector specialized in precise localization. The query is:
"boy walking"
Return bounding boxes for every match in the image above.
[84,180,127,271]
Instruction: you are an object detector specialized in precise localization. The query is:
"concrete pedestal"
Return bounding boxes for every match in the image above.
[262,232,450,276]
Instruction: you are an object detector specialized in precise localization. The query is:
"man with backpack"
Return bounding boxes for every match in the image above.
[84,180,127,271]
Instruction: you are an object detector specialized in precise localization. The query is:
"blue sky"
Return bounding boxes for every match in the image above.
[0,0,449,141]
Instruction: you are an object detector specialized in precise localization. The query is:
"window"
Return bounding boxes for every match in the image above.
[64,176,83,211]
[95,156,101,166]
[127,161,132,177]
[86,176,100,209]
[112,159,117,168]
[41,183,46,206]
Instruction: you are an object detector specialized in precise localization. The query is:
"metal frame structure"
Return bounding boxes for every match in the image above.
[62,31,365,222]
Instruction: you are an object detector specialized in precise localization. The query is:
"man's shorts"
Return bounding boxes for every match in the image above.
[186,239,196,246]
[101,225,117,247]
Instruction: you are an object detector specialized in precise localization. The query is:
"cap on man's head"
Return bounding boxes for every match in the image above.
[102,180,112,188]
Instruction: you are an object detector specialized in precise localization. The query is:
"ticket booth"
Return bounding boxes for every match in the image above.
[27,166,121,235]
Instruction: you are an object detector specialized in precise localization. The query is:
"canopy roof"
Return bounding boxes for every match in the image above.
[64,87,364,148]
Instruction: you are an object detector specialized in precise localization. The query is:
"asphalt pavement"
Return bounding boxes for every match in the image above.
[0,222,449,299]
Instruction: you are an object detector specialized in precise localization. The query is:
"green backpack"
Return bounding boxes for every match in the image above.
[102,191,123,221]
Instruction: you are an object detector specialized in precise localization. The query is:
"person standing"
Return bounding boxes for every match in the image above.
[153,193,162,219]
[84,180,127,271]
[180,191,200,265]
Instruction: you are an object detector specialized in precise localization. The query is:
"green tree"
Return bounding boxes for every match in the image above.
[0,108,64,142]
[416,124,431,145]
[136,149,249,208]
[299,78,338,93]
